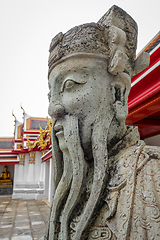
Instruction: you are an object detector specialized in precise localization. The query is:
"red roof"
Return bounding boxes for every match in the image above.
[126,32,160,139]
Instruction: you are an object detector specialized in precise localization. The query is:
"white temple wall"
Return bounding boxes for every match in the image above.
[13,164,17,189]
[35,151,41,182]
[24,153,29,182]
[42,158,54,204]
[44,161,49,198]
[48,157,54,203]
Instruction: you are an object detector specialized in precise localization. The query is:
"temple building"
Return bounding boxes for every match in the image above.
[0,32,159,203]
[0,107,53,202]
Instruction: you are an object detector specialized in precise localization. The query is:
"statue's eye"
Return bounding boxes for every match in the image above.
[61,80,77,92]
[64,80,75,89]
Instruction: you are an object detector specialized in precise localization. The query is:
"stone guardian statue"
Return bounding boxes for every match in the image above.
[45,5,160,240]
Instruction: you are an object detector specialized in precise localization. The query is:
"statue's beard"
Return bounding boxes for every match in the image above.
[47,110,113,240]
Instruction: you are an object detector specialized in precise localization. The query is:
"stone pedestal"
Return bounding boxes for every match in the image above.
[0,180,13,195]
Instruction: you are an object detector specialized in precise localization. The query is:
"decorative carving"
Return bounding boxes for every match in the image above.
[29,151,35,164]
[89,227,112,239]
[48,23,109,75]
[19,153,25,165]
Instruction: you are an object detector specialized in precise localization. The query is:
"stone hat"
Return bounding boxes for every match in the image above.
[48,5,149,77]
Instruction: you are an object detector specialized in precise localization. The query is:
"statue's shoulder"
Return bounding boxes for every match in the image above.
[136,143,160,173]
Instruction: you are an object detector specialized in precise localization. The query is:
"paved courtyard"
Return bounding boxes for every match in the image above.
[0,197,50,240]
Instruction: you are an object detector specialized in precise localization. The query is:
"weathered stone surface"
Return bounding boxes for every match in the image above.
[45,5,159,240]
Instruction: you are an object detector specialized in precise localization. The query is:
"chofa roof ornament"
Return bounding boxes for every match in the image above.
[48,5,150,78]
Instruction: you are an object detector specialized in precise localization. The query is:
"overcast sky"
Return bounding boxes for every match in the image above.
[0,0,159,137]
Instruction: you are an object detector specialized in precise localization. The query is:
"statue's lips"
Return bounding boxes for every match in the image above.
[54,122,64,137]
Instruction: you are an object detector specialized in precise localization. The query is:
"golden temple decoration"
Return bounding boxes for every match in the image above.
[12,110,16,150]
[19,153,25,165]
[12,110,16,122]
[29,152,35,164]
[27,117,52,151]
[20,104,25,149]
[20,103,25,115]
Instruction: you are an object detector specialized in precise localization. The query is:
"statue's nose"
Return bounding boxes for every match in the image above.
[48,101,65,118]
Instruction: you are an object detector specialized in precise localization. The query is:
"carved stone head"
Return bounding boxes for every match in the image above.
[46,5,149,240]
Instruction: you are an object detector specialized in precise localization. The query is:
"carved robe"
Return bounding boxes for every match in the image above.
[88,128,160,240]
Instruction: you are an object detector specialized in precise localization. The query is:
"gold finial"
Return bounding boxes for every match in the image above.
[20,103,25,115]
[12,110,16,122]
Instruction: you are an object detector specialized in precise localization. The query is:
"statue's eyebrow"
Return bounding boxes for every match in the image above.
[65,68,90,80]
[63,67,91,79]
[49,66,91,90]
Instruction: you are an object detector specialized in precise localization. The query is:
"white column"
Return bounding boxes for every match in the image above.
[39,150,47,188]
[13,164,18,189]
[18,153,25,182]
[48,157,54,203]
[44,161,49,197]
[39,161,44,187]
[27,152,35,182]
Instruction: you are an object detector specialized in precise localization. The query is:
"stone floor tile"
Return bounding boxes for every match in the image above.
[12,228,31,236]
[15,218,29,223]
[11,236,32,240]
[29,213,40,216]
[0,218,14,224]
[31,221,45,226]
[14,225,30,229]
[0,198,49,239]
[30,216,43,221]
[0,224,13,228]
[0,228,11,238]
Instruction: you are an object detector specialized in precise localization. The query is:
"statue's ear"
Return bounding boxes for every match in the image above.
[111,73,131,121]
